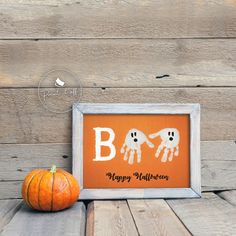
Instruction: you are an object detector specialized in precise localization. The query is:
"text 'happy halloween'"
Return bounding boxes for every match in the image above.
[106,172,169,183]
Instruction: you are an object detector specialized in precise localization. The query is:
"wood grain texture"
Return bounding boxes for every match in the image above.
[0,88,235,143]
[167,193,236,236]
[0,143,71,181]
[218,190,236,207]
[1,1,236,39]
[80,188,199,200]
[0,200,22,233]
[128,199,190,235]
[0,39,236,88]
[201,141,236,160]
[86,201,138,236]
[86,200,94,236]
[0,182,22,199]
[0,202,86,236]
[0,141,235,198]
[202,160,236,191]
[201,140,236,191]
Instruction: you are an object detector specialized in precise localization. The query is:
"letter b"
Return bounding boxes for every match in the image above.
[93,127,116,161]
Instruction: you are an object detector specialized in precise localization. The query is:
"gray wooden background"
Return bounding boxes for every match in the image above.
[0,0,236,199]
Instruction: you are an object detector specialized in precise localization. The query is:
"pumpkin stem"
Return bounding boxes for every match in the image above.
[50,165,57,173]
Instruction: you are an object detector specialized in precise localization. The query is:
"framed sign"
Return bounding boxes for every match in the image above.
[73,103,201,199]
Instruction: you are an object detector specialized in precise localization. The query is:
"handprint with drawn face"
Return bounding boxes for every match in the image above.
[149,128,180,162]
[121,128,154,165]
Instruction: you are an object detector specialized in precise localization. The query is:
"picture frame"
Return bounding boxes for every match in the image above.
[73,103,201,199]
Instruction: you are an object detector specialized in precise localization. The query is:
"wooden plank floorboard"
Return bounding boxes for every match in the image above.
[0,40,236,88]
[128,199,190,236]
[167,192,236,236]
[86,201,138,236]
[0,200,22,233]
[217,190,236,207]
[0,202,86,236]
[0,1,236,39]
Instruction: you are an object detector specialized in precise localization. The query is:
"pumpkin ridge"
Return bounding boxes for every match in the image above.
[60,171,72,204]
[26,170,42,209]
[50,172,55,211]
[37,171,47,211]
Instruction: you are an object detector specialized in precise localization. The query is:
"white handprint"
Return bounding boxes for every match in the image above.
[149,128,180,162]
[121,128,154,165]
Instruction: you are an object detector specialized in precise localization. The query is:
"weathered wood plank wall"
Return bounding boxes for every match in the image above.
[0,0,235,199]
[1,0,236,38]
[1,40,236,88]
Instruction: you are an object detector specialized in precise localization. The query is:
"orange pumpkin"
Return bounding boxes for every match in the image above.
[22,165,80,211]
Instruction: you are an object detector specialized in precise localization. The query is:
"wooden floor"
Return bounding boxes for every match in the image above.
[0,191,235,236]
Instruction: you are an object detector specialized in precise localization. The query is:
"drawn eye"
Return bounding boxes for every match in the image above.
[131,133,133,138]
[172,132,174,136]
[168,131,170,136]
[134,132,137,136]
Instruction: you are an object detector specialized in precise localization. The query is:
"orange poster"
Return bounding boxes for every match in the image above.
[83,114,190,189]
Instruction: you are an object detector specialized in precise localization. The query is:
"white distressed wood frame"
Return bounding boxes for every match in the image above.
[73,103,201,199]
